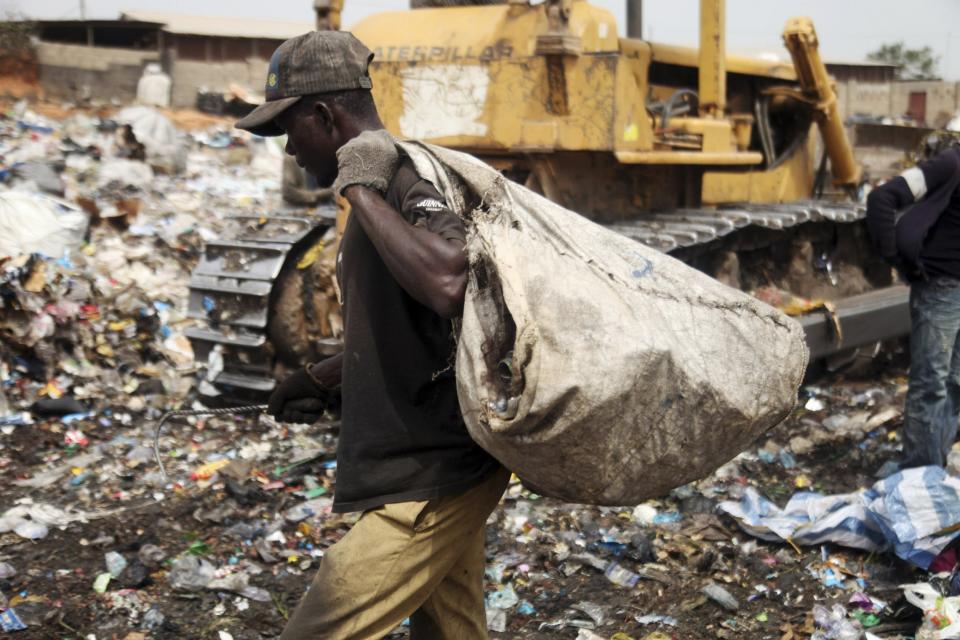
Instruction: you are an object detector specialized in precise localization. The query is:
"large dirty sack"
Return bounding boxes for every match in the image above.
[398,141,808,505]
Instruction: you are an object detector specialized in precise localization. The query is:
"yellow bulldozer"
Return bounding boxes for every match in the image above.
[187,0,910,400]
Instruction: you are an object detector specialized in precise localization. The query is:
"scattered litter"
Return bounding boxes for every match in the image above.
[636,614,679,626]
[0,562,15,579]
[605,562,641,588]
[811,603,863,640]
[0,608,27,632]
[702,582,739,611]
[0,92,935,639]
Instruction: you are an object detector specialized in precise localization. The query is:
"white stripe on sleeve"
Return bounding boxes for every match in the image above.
[901,166,928,201]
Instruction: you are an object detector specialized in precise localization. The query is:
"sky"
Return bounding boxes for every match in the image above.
[7,0,959,80]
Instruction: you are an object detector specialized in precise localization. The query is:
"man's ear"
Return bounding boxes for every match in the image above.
[313,101,335,134]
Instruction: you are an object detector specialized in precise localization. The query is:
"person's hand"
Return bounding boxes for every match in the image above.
[268,367,335,424]
[332,129,399,196]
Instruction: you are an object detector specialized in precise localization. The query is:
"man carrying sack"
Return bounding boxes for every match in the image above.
[236,31,507,639]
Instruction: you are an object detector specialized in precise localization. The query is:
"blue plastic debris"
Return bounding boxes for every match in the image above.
[0,608,27,632]
[778,449,797,469]
[720,466,960,569]
[652,512,682,525]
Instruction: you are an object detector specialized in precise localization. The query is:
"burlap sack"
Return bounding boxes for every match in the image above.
[399,141,808,505]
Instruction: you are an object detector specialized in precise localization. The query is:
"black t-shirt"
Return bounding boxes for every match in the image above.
[332,158,500,513]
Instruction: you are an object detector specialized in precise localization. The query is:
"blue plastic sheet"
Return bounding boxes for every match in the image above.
[719,466,960,569]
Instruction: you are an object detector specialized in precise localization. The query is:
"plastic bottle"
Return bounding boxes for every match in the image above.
[604,562,640,588]
[105,551,128,578]
[702,582,740,611]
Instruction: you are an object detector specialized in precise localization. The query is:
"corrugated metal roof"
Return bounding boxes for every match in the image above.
[120,10,312,40]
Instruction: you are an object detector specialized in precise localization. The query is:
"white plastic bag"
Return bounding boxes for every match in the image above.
[902,583,960,639]
[114,106,186,173]
[400,141,808,505]
[0,192,88,259]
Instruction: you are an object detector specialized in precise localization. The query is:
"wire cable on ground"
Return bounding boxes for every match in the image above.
[153,404,268,480]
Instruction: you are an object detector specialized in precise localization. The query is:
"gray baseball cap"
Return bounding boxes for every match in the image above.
[236,31,374,137]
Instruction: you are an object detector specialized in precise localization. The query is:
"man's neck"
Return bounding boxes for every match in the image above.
[340,118,387,143]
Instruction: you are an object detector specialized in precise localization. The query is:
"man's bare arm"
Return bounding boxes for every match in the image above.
[343,184,467,318]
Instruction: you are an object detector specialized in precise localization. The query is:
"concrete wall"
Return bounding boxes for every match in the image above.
[836,78,960,127]
[35,41,158,103]
[836,81,893,119]
[168,54,268,107]
[34,40,268,107]
[890,81,959,127]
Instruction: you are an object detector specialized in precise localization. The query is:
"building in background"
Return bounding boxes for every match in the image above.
[826,60,960,129]
[12,15,960,128]
[27,12,312,107]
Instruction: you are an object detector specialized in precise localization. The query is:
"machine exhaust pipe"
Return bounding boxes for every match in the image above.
[626,0,642,39]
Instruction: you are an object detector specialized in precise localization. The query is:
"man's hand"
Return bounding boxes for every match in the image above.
[268,366,336,424]
[332,129,399,196]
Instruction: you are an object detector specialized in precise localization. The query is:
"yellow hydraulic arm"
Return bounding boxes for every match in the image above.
[698,0,725,118]
[781,17,861,189]
[314,0,344,30]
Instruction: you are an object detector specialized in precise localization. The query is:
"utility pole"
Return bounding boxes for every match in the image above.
[79,0,86,20]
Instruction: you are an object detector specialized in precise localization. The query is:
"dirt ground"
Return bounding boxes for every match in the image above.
[0,98,934,639]
[0,361,931,640]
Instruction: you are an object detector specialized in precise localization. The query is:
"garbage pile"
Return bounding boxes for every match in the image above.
[0,99,286,431]
[2,98,960,640]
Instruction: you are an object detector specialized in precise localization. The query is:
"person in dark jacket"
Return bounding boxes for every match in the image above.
[866,144,960,474]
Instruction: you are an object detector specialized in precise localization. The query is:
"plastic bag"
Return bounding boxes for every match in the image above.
[903,583,960,639]
[0,192,88,259]
[399,141,808,505]
[114,106,187,173]
[810,604,863,640]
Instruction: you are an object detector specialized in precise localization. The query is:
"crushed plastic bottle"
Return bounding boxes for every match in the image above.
[138,543,167,567]
[13,520,48,540]
[104,551,128,578]
[0,561,15,579]
[284,497,333,522]
[142,607,165,631]
[810,603,864,640]
[702,582,739,611]
[604,561,640,588]
[167,555,215,591]
[240,586,272,602]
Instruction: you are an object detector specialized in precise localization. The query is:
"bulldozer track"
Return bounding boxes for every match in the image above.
[186,200,867,402]
[604,200,864,252]
[185,208,336,400]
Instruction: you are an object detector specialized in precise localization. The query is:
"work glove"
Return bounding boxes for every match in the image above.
[268,366,337,424]
[332,129,399,196]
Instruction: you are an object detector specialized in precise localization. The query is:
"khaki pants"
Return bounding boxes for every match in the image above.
[280,467,510,640]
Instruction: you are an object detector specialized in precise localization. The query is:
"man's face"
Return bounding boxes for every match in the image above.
[275,100,339,188]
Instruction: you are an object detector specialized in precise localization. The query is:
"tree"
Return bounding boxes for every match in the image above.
[867,42,940,80]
